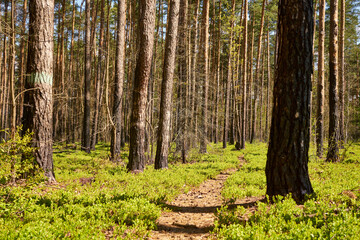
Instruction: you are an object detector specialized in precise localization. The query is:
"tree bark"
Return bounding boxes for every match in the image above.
[155,0,180,169]
[265,26,271,142]
[127,0,156,172]
[1,2,9,141]
[338,0,345,145]
[316,0,325,158]
[82,0,92,153]
[327,0,340,162]
[178,0,188,163]
[18,0,28,126]
[199,0,210,153]
[223,0,235,149]
[90,0,106,150]
[265,0,314,202]
[250,0,266,144]
[110,0,127,161]
[23,0,55,182]
[190,0,200,148]
[9,0,16,138]
[240,0,248,149]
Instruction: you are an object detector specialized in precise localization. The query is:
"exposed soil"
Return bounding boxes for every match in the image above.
[149,157,262,240]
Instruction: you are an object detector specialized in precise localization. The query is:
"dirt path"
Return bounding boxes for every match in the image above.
[149,167,238,240]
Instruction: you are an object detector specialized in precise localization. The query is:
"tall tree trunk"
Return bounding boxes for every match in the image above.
[155,0,180,169]
[90,0,106,150]
[127,0,156,172]
[266,0,314,203]
[190,0,200,148]
[82,0,92,153]
[214,0,221,144]
[23,0,55,182]
[223,0,235,149]
[316,0,325,157]
[199,0,210,153]
[247,23,254,141]
[1,2,9,141]
[259,44,265,142]
[250,0,266,144]
[110,0,127,161]
[68,0,76,144]
[178,0,188,163]
[338,0,345,145]
[18,0,28,126]
[265,26,271,142]
[327,0,340,162]
[9,0,16,137]
[240,0,248,149]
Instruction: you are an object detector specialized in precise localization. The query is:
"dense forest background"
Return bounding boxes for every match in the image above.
[1,0,360,238]
[0,0,359,156]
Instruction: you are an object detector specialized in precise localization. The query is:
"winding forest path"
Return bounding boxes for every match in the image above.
[149,157,246,239]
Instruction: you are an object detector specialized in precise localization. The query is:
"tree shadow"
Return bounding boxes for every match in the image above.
[156,224,214,234]
[162,197,264,214]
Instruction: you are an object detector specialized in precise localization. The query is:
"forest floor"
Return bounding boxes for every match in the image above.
[2,142,360,239]
[150,156,262,240]
[150,168,237,240]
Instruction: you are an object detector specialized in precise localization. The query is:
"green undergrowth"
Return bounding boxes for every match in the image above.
[0,142,239,239]
[215,142,360,239]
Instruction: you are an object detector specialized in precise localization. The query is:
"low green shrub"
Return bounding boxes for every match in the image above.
[215,142,360,239]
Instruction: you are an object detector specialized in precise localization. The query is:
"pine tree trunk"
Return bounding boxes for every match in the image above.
[316,0,325,158]
[68,0,76,144]
[127,0,156,172]
[247,24,254,140]
[223,0,235,149]
[240,0,248,149]
[18,0,28,126]
[9,0,16,138]
[190,0,200,148]
[82,0,92,153]
[327,0,340,162]
[338,0,345,145]
[110,0,127,161]
[1,2,8,141]
[23,0,55,182]
[214,0,221,144]
[90,0,106,150]
[199,0,210,153]
[266,0,314,202]
[250,0,266,144]
[178,0,188,163]
[266,27,271,142]
[155,0,180,169]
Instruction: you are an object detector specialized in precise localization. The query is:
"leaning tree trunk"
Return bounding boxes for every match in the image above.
[82,0,92,153]
[127,0,156,172]
[155,0,180,169]
[110,0,126,161]
[23,0,55,182]
[327,0,340,162]
[265,0,314,203]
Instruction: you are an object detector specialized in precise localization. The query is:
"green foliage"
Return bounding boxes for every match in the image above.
[0,127,40,185]
[222,143,267,203]
[0,142,239,239]
[215,142,360,239]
